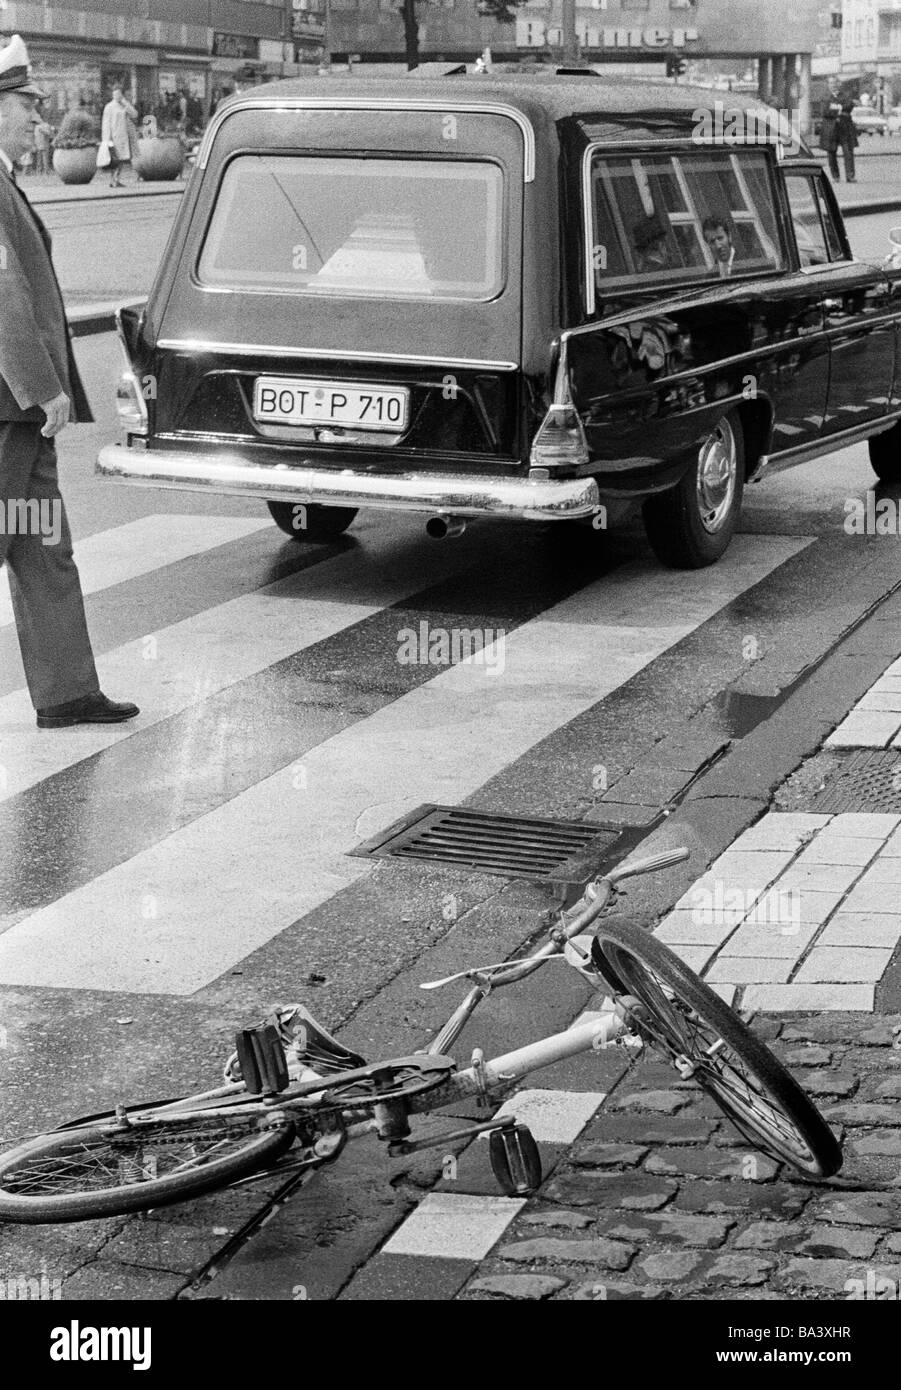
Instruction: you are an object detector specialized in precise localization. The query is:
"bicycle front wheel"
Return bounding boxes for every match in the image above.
[0,1112,295,1224]
[593,920,842,1178]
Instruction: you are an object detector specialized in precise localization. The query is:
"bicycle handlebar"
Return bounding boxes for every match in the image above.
[554,845,691,939]
[423,845,691,1053]
[605,846,691,884]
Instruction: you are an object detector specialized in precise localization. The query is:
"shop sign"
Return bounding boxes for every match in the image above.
[292,0,326,40]
[516,22,700,51]
[212,33,261,60]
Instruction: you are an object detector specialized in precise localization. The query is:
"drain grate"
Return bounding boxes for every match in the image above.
[351,805,619,880]
[809,750,901,814]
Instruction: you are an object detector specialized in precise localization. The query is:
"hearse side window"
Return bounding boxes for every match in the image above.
[590,149,784,291]
[783,170,847,268]
[197,155,505,302]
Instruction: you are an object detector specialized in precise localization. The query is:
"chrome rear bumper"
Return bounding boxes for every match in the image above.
[96,445,600,522]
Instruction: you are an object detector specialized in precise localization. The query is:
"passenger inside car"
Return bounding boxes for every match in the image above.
[702,215,736,278]
[632,212,673,273]
[594,149,783,290]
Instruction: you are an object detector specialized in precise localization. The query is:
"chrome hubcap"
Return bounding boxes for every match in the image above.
[696,419,738,534]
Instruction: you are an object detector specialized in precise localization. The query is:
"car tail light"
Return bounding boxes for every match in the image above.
[116,371,149,436]
[529,403,590,472]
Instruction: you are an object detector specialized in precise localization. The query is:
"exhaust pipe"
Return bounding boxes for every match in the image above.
[426,514,467,540]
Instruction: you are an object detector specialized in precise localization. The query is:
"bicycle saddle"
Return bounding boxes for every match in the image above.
[273,1005,367,1074]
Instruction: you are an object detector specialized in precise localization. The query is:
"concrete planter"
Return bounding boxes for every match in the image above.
[134,136,185,182]
[52,147,98,185]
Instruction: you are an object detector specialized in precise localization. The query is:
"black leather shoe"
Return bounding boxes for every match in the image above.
[37,692,140,728]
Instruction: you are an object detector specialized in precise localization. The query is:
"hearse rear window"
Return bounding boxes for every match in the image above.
[589,150,785,290]
[197,155,504,302]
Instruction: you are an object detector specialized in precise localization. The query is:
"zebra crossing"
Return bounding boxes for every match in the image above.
[0,534,474,802]
[0,513,810,996]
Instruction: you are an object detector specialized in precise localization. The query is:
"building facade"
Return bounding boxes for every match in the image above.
[0,2,295,118]
[837,0,901,101]
[0,0,837,119]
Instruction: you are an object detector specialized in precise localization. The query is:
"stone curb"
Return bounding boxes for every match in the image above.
[840,197,901,218]
[603,584,901,939]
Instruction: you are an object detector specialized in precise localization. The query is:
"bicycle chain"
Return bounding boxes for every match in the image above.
[105,1122,282,1149]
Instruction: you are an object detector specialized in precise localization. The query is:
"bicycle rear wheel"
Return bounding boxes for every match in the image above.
[0,1112,295,1224]
[593,920,842,1178]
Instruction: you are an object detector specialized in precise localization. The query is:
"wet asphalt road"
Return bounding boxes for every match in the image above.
[2,203,901,1301]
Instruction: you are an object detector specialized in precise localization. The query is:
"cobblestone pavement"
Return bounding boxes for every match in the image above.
[444,1013,901,1301]
[337,647,901,1302]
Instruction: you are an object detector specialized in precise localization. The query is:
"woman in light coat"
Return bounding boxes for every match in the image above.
[100,86,139,187]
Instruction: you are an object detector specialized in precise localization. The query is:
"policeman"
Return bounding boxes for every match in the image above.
[0,35,139,728]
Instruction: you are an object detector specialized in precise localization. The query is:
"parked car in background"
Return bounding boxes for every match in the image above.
[886,106,901,136]
[98,72,901,569]
[850,105,889,137]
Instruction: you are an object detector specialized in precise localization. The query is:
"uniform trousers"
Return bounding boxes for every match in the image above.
[0,421,99,708]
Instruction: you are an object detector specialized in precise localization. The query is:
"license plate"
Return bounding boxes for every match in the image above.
[253,376,409,432]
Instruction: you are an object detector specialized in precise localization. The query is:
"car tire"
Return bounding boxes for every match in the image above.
[642,410,745,569]
[267,501,358,542]
[868,422,901,483]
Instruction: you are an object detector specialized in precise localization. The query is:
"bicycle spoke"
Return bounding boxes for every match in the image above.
[608,948,819,1168]
[2,1122,268,1197]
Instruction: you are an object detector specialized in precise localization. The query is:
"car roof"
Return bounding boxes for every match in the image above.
[228,71,781,131]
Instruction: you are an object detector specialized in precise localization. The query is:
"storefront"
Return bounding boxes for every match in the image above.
[211,32,259,102]
[99,48,164,119]
[28,45,104,119]
[157,53,212,123]
[24,40,211,124]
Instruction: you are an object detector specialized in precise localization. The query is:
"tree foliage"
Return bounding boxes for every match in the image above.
[475,0,527,23]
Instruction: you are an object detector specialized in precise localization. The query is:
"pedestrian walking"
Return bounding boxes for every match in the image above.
[0,35,139,728]
[820,86,842,180]
[822,83,858,183]
[836,98,859,183]
[100,84,138,188]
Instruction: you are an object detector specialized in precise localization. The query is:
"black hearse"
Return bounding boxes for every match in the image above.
[98,72,901,567]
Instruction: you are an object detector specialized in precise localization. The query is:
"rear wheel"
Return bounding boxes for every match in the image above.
[267,501,358,542]
[642,411,744,568]
[0,1113,295,1224]
[592,920,841,1178]
[868,422,901,483]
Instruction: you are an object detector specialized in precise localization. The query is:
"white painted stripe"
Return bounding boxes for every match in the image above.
[0,515,264,629]
[481,1089,605,1144]
[381,1193,526,1260]
[0,535,811,994]
[0,542,466,801]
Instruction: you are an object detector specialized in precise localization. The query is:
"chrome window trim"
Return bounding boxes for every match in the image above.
[196,96,535,182]
[581,141,787,316]
[155,339,518,371]
[194,151,509,306]
[797,259,864,275]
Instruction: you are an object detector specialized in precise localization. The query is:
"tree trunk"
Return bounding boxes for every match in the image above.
[560,0,579,65]
[403,0,419,71]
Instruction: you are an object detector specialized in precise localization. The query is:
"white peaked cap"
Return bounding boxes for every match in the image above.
[0,34,48,98]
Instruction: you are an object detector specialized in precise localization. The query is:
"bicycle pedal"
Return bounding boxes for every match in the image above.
[488,1123,542,1197]
[235,1025,289,1096]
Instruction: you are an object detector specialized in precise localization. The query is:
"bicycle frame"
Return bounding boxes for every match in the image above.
[424,846,689,1058]
[38,848,690,1174]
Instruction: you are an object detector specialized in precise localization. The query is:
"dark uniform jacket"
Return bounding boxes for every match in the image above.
[820,99,841,152]
[0,161,92,424]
